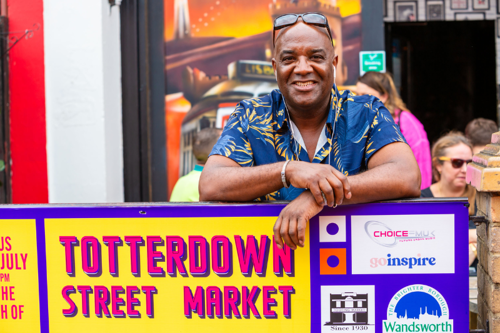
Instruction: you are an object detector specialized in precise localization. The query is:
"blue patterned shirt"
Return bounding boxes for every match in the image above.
[209,86,406,201]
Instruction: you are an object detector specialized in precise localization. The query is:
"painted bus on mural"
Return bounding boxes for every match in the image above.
[179,60,278,176]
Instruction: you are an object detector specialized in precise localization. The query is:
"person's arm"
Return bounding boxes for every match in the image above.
[343,141,421,204]
[199,156,283,201]
[399,111,432,189]
[199,155,351,207]
[469,229,478,266]
[273,141,421,249]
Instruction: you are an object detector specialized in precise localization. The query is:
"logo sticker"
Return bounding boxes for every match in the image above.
[319,216,346,243]
[321,285,375,333]
[383,285,453,332]
[364,221,436,247]
[351,215,454,274]
[319,248,346,275]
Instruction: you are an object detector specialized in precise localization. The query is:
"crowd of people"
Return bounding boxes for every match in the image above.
[170,13,498,270]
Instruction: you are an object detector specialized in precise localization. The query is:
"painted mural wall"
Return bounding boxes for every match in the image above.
[165,0,362,197]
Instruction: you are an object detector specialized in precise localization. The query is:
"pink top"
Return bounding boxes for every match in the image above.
[394,110,432,189]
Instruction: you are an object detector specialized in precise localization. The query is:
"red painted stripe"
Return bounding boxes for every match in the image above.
[219,102,238,108]
[7,0,48,203]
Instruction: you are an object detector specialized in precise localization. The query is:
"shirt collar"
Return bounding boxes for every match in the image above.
[276,85,340,133]
[289,118,328,155]
[327,85,341,128]
[194,165,204,172]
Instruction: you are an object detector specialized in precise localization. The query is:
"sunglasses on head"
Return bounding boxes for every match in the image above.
[438,157,472,168]
[273,12,333,47]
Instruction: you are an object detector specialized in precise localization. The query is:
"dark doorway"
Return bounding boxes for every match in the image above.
[385,20,498,145]
[120,0,167,202]
[0,16,10,203]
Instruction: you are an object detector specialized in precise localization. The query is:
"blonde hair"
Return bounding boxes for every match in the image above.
[357,72,408,115]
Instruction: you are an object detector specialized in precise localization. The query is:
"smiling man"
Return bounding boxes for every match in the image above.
[200,13,420,250]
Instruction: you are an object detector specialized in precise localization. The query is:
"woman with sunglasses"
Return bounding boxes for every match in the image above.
[421,131,473,202]
[421,132,477,269]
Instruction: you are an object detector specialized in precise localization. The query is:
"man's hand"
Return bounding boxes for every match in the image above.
[286,161,351,207]
[273,190,323,250]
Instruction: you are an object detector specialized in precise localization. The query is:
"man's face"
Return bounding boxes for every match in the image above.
[272,21,337,111]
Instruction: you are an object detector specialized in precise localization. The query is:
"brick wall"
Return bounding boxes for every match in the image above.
[468,132,500,331]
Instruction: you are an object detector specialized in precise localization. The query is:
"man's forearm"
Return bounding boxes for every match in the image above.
[200,142,419,204]
[201,157,351,206]
[199,161,285,201]
[344,161,421,204]
[342,142,421,204]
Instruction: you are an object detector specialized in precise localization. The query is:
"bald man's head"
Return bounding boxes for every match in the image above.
[274,20,334,54]
[271,21,338,115]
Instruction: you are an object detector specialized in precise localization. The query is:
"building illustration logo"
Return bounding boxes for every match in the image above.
[327,292,369,324]
[321,285,375,333]
[383,284,453,333]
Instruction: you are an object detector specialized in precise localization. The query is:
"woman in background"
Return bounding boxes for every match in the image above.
[421,131,474,204]
[420,132,477,267]
[356,71,432,189]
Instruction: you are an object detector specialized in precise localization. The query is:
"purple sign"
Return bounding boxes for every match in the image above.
[0,199,468,332]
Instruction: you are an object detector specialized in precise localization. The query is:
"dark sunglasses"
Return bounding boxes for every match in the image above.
[273,12,333,47]
[438,157,472,168]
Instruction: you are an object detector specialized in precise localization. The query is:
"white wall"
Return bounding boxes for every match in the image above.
[44,0,124,203]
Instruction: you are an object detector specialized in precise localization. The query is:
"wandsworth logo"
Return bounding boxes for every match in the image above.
[383,284,453,332]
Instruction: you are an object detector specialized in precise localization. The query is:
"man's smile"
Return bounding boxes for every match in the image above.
[292,80,317,91]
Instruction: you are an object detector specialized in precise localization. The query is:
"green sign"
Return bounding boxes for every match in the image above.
[359,51,386,75]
